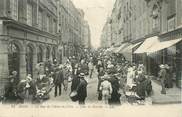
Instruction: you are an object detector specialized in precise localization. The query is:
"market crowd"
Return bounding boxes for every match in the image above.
[2,49,173,105]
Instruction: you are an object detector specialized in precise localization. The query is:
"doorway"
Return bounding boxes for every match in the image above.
[26,45,33,76]
[8,42,20,77]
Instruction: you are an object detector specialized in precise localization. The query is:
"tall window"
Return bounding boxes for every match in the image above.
[46,15,50,32]
[53,20,57,34]
[10,0,18,20]
[167,0,176,17]
[38,10,43,30]
[27,3,33,26]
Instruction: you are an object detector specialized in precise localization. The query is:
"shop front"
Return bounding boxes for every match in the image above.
[134,35,182,88]
[176,41,182,88]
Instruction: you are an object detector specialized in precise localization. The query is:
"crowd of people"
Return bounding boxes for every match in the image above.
[95,51,152,105]
[3,53,93,104]
[3,49,174,105]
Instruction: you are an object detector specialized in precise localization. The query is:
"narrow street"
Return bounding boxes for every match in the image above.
[45,68,101,105]
[44,67,153,105]
[1,0,182,117]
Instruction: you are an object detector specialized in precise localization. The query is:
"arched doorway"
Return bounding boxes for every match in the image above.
[46,47,50,60]
[8,42,20,76]
[37,46,43,63]
[26,45,33,76]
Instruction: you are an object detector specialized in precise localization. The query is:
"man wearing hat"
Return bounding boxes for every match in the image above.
[158,64,167,94]
[99,74,112,104]
[77,73,88,104]
[4,71,19,102]
[165,64,173,88]
[54,66,64,97]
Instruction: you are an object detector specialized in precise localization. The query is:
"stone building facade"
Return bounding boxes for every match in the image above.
[101,0,182,87]
[0,0,58,95]
[100,17,112,48]
[57,0,85,63]
[83,20,91,49]
[0,0,90,95]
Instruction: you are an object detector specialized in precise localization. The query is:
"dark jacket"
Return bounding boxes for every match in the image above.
[77,78,88,99]
[71,75,80,92]
[80,63,89,75]
[54,70,64,85]
[108,76,121,105]
[98,71,105,80]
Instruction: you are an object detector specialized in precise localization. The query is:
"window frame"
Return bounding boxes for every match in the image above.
[10,0,18,20]
[27,2,33,26]
[38,8,43,30]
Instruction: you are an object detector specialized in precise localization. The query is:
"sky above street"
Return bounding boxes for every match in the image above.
[71,0,115,48]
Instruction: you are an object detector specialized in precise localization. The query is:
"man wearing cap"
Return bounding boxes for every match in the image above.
[77,73,88,105]
[158,64,167,94]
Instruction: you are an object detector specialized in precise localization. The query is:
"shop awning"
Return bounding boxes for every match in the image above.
[132,42,143,48]
[118,43,133,61]
[121,44,133,53]
[147,38,182,53]
[114,43,128,53]
[112,46,119,52]
[134,36,159,54]
[121,42,142,53]
[118,43,131,53]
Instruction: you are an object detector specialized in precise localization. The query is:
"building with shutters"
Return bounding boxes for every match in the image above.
[101,0,182,87]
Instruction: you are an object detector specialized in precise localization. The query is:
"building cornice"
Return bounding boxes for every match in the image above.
[4,20,58,40]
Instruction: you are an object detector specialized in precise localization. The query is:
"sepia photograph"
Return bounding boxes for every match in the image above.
[0,0,181,117]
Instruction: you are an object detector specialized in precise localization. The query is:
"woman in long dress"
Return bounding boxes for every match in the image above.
[126,66,135,88]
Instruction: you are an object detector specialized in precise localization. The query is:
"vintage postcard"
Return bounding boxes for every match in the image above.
[0,0,181,117]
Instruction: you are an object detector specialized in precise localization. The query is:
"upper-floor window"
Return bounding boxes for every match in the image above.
[46,15,50,32]
[10,0,18,20]
[38,9,43,30]
[27,3,33,26]
[167,0,176,17]
[53,20,57,34]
